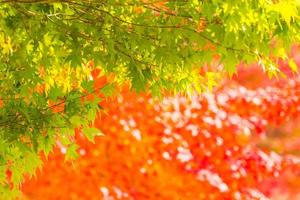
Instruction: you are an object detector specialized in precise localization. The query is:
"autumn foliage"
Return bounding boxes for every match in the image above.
[1,0,300,198]
[21,56,300,199]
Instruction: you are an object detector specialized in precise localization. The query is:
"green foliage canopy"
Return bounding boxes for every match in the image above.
[0,0,300,197]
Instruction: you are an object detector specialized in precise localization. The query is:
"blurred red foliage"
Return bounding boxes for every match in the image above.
[21,47,300,199]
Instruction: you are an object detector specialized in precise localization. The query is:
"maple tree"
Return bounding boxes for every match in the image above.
[1,0,300,198]
[22,63,300,199]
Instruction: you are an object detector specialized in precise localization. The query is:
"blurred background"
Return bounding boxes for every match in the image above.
[21,46,300,200]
